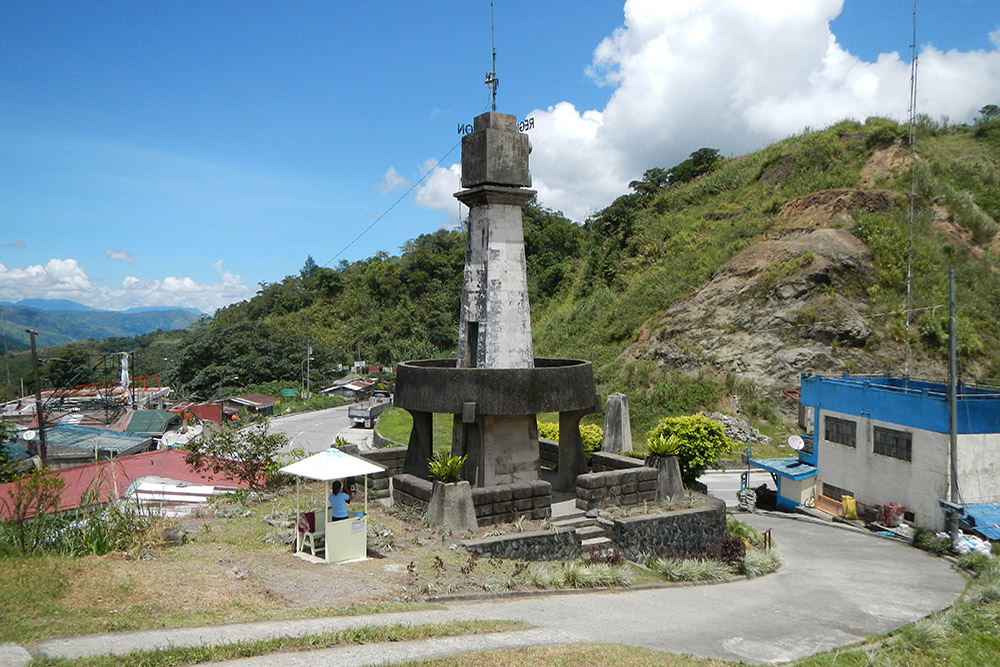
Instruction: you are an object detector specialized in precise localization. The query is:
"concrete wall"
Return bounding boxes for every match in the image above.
[591,451,645,472]
[957,433,1000,504]
[575,467,658,511]
[539,438,558,469]
[817,409,949,529]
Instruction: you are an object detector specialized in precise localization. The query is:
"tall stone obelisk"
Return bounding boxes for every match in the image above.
[453,110,538,485]
[455,111,535,369]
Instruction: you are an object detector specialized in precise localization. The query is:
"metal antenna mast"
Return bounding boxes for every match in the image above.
[904,1,919,377]
[485,1,498,110]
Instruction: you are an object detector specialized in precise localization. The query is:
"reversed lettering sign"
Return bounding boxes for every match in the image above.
[458,117,534,135]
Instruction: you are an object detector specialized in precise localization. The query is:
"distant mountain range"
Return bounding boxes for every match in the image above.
[0,299,203,350]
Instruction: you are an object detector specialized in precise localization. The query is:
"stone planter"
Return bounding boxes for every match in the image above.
[426,480,478,532]
[644,454,684,502]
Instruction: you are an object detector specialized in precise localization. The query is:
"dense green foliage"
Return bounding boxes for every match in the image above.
[537,421,604,460]
[645,414,738,484]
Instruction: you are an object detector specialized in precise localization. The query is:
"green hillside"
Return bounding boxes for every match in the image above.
[6,114,1000,438]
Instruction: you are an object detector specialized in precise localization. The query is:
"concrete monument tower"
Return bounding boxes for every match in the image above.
[455,111,535,370]
[452,111,537,485]
[395,110,598,495]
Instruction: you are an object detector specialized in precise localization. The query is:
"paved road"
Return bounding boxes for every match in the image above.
[269,405,373,455]
[701,469,775,508]
[17,513,965,666]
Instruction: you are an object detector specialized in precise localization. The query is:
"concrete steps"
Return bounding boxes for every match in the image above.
[550,511,620,555]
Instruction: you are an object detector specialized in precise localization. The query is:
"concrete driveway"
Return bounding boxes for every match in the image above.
[23,512,965,666]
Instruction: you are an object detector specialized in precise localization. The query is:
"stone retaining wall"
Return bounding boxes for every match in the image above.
[361,446,407,499]
[459,529,581,560]
[472,479,551,524]
[606,495,727,561]
[391,474,552,525]
[538,438,558,469]
[575,467,657,510]
[590,451,645,472]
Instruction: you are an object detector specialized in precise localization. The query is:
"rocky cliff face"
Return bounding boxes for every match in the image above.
[624,189,945,397]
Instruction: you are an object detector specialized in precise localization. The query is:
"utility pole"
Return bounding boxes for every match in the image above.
[948,269,959,542]
[305,345,313,399]
[25,329,47,467]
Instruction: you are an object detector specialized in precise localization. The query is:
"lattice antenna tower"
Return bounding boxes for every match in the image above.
[904,0,919,377]
[485,1,499,111]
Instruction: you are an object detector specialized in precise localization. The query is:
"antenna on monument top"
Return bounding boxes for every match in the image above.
[485,1,498,111]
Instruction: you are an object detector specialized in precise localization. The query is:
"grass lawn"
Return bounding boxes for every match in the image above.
[377,407,453,453]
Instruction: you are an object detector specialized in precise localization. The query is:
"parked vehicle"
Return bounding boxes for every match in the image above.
[348,395,391,428]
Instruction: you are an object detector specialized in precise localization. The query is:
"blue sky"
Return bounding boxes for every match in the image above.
[2,0,999,314]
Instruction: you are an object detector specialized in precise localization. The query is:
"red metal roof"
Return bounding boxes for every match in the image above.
[0,449,248,520]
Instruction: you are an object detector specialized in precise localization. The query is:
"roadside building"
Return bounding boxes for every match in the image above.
[224,393,279,418]
[792,373,1000,530]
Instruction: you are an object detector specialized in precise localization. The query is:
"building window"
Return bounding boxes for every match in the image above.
[825,416,857,448]
[873,426,912,462]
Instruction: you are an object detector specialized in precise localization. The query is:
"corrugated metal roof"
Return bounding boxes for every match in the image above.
[229,393,278,407]
[749,457,818,481]
[46,424,151,453]
[124,410,180,435]
[0,448,247,519]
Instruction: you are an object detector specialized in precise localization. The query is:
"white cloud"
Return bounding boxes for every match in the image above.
[105,247,136,264]
[413,158,463,228]
[414,0,1000,222]
[376,166,408,194]
[0,258,251,313]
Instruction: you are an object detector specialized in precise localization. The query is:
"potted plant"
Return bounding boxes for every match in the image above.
[644,429,684,502]
[426,454,477,532]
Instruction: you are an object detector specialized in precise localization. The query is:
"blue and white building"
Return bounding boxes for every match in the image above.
[756,373,1000,530]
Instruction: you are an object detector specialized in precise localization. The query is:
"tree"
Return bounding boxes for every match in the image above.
[979,104,1000,121]
[184,416,292,492]
[645,414,738,484]
[666,148,723,186]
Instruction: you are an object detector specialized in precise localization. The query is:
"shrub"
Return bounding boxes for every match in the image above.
[727,519,767,549]
[0,469,64,555]
[707,535,747,565]
[536,421,603,460]
[912,527,954,556]
[645,555,731,581]
[738,545,783,578]
[427,454,467,483]
[957,551,995,576]
[645,414,738,484]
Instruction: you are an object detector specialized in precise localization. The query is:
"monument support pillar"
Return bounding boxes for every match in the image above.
[557,408,591,492]
[402,409,433,478]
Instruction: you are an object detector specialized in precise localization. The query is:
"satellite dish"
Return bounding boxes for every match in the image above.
[788,435,805,451]
[23,430,36,441]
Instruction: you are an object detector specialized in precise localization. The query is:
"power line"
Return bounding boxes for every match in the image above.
[321,139,462,268]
